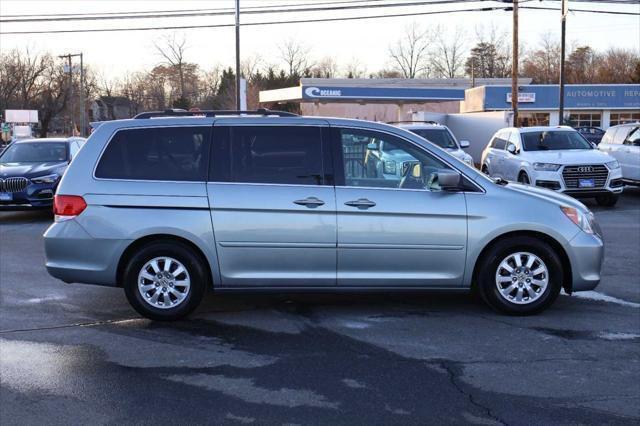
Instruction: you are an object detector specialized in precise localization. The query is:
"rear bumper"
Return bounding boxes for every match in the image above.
[44,219,130,286]
[566,231,604,292]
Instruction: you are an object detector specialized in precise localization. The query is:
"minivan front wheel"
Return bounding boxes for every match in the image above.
[123,241,206,321]
[476,236,562,315]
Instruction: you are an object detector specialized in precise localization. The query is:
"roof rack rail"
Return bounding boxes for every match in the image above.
[387,120,440,125]
[134,108,299,119]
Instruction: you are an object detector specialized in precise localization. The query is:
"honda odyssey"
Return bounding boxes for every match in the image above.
[44,110,604,320]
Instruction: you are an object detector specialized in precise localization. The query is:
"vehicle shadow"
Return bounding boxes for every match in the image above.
[0,209,53,224]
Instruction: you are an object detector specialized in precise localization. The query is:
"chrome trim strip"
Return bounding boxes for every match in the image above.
[339,243,464,250]
[218,241,335,248]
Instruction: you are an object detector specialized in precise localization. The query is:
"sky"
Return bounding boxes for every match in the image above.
[0,0,638,80]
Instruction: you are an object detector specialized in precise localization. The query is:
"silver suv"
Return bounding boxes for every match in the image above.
[44,109,604,320]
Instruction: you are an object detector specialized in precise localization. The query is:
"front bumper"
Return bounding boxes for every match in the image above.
[566,231,604,292]
[531,166,623,198]
[0,182,57,209]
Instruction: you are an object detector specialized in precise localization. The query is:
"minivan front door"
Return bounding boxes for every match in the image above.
[334,127,468,287]
[207,121,337,287]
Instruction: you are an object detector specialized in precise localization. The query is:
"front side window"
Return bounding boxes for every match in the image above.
[491,132,508,150]
[625,127,640,146]
[408,128,458,149]
[338,128,450,190]
[521,131,592,151]
[95,126,210,181]
[0,142,67,163]
[211,126,324,185]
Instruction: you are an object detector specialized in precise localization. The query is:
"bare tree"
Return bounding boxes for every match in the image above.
[388,23,432,78]
[241,54,262,80]
[344,57,367,78]
[154,33,189,100]
[279,39,313,76]
[311,56,339,78]
[430,25,467,78]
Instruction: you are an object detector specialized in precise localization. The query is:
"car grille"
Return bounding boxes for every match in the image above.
[562,165,609,189]
[0,177,29,193]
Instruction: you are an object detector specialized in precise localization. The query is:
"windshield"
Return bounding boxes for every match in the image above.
[521,131,592,151]
[0,142,68,163]
[409,128,458,149]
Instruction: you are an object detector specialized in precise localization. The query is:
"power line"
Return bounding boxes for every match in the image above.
[0,6,508,35]
[0,0,392,19]
[0,0,485,23]
[521,5,640,14]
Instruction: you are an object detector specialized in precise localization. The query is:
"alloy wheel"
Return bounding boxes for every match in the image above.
[137,257,191,309]
[495,252,548,305]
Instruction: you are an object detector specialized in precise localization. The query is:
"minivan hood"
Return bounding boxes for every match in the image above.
[522,149,613,165]
[505,182,588,211]
[0,161,68,178]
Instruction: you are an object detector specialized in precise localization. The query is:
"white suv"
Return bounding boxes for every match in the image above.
[598,123,640,186]
[481,126,623,206]
[395,123,475,167]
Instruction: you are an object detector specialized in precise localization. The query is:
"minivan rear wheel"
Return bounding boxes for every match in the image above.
[476,236,562,315]
[123,241,206,321]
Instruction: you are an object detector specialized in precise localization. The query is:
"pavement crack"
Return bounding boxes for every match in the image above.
[437,360,508,426]
[0,317,142,334]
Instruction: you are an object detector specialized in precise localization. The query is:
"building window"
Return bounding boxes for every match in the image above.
[568,112,601,128]
[517,113,549,127]
[610,111,640,126]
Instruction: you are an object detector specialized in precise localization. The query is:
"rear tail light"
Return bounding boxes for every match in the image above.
[53,195,87,221]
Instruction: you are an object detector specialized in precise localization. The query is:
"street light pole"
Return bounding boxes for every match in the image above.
[235,0,241,110]
[80,53,85,137]
[511,0,519,127]
[58,52,85,136]
[559,0,568,125]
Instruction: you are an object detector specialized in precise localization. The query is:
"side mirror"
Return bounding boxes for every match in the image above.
[429,169,461,191]
[506,144,517,154]
[459,140,470,149]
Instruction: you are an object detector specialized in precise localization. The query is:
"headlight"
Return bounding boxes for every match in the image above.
[383,160,397,174]
[605,160,620,170]
[533,163,561,172]
[31,173,60,184]
[561,206,595,234]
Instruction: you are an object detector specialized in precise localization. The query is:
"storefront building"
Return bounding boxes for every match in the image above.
[461,84,640,129]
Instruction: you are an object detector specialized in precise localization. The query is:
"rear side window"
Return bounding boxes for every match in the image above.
[211,126,324,185]
[95,126,210,181]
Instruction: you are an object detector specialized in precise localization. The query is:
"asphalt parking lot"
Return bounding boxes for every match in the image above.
[1,189,639,425]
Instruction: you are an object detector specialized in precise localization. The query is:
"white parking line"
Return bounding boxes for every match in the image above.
[566,291,640,308]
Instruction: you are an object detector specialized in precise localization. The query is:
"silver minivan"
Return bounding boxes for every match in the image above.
[44,110,604,320]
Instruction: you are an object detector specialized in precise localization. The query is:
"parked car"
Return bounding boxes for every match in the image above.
[481,126,623,206]
[394,122,475,167]
[45,110,604,320]
[0,137,86,209]
[575,126,605,145]
[598,123,640,186]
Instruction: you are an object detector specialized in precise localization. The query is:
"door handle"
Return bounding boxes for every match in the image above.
[293,197,325,208]
[345,198,376,209]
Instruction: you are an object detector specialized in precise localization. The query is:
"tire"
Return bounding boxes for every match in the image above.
[595,193,618,207]
[518,172,530,184]
[476,236,562,315]
[123,241,207,321]
[481,164,490,175]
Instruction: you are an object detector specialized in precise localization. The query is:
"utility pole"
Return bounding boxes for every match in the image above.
[511,0,519,127]
[58,53,85,136]
[558,0,568,125]
[235,0,241,110]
